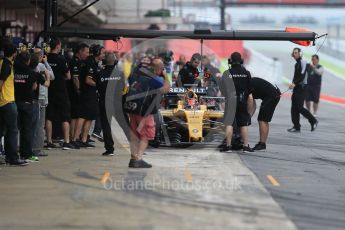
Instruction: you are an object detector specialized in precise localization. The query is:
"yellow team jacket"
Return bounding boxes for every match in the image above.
[0,58,15,107]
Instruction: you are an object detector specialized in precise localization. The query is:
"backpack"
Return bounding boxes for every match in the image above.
[123,68,159,116]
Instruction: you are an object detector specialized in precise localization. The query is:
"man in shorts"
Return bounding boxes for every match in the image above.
[46,38,74,150]
[72,44,104,148]
[125,58,170,168]
[249,77,281,151]
[67,43,89,140]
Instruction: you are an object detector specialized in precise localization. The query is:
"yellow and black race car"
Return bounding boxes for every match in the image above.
[151,87,226,147]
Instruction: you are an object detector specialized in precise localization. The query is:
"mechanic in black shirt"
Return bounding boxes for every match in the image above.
[176,53,201,88]
[305,54,323,117]
[219,52,254,153]
[72,44,105,148]
[14,52,38,161]
[249,77,281,151]
[67,43,89,141]
[288,48,318,132]
[46,38,74,150]
[95,52,118,156]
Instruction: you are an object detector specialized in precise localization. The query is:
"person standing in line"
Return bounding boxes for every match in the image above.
[72,44,105,148]
[32,47,54,157]
[45,38,75,150]
[95,52,118,156]
[14,52,38,162]
[67,43,89,142]
[0,43,28,166]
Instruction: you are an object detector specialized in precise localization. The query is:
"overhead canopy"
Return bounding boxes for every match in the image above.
[39,0,319,46]
[42,27,317,45]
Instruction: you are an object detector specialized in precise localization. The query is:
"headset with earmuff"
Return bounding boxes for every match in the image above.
[42,42,51,54]
[91,44,104,56]
[18,43,33,53]
[228,57,244,65]
[228,53,244,66]
[292,48,303,58]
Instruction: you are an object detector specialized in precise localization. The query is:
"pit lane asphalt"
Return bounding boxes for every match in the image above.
[239,45,345,230]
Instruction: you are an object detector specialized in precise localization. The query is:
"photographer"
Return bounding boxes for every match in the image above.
[176,53,202,88]
[29,53,50,158]
[31,47,53,157]
[159,50,174,83]
[203,67,220,97]
[125,58,170,168]
[174,55,186,72]
[201,55,221,78]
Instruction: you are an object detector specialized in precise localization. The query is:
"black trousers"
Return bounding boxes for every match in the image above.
[291,86,317,129]
[99,100,114,152]
[17,102,34,159]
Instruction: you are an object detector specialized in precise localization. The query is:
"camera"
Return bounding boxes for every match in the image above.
[159,50,174,66]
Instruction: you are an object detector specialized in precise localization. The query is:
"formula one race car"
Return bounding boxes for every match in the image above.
[150,87,226,147]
